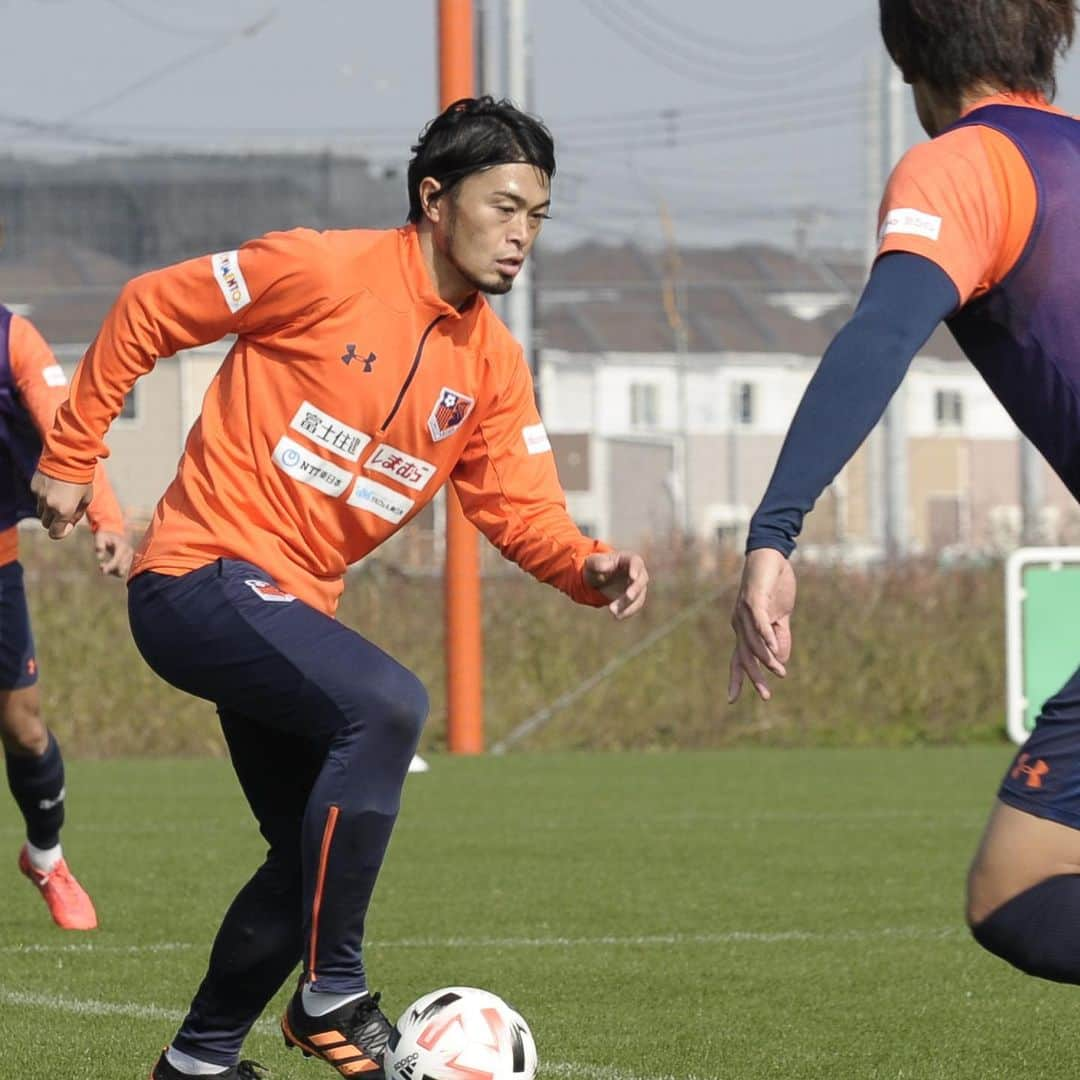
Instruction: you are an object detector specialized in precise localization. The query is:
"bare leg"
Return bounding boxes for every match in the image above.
[966,799,1080,982]
[0,685,47,758]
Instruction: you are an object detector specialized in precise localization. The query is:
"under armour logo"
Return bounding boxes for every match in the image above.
[341,344,377,372]
[1010,753,1050,789]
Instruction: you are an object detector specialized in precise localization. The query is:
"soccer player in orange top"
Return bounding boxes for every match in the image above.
[32,97,648,1080]
[0,308,131,931]
[729,0,1080,992]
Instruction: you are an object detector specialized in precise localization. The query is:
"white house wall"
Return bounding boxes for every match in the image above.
[537,347,1068,554]
[905,364,1016,439]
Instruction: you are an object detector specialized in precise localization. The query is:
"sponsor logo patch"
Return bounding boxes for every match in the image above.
[271,435,352,497]
[347,477,415,523]
[878,208,942,244]
[364,443,437,491]
[210,250,251,313]
[42,364,67,388]
[290,401,371,463]
[427,386,474,442]
[522,422,551,455]
[244,578,296,603]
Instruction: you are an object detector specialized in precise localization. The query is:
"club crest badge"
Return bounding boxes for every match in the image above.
[427,386,474,442]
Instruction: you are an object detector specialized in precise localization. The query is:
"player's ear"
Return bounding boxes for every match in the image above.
[419,178,444,224]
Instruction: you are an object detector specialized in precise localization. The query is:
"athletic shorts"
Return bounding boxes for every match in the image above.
[999,663,1080,829]
[0,560,37,690]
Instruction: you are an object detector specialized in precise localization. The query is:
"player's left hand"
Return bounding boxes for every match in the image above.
[583,550,648,620]
[93,530,134,578]
[729,547,797,703]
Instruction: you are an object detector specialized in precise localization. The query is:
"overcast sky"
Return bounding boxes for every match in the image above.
[4,0,1080,253]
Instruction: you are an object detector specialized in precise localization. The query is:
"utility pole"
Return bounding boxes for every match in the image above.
[476,0,499,100]
[864,50,885,552]
[440,0,484,755]
[1020,439,1045,544]
[504,0,537,384]
[658,197,692,538]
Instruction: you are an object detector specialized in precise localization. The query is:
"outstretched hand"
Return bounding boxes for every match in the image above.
[583,550,649,620]
[729,547,797,703]
[94,530,134,578]
[31,470,93,540]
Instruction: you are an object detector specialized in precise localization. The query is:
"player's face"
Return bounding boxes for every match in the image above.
[433,164,551,297]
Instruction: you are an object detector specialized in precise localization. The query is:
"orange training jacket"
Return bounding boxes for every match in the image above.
[37,225,610,616]
[0,314,124,567]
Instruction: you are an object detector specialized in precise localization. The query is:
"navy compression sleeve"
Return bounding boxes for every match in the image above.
[745,252,960,556]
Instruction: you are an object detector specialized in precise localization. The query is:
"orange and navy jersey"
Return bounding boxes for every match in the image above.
[0,309,124,566]
[875,91,1061,304]
[875,92,1080,504]
[37,224,609,616]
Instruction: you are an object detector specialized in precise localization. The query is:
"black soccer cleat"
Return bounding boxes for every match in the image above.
[149,1049,268,1079]
[281,989,393,1077]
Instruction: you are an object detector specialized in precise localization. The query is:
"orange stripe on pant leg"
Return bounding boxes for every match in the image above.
[309,804,341,984]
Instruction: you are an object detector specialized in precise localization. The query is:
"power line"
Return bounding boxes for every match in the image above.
[8,82,861,143]
[63,10,276,124]
[581,0,863,87]
[557,105,864,149]
[559,104,864,152]
[0,111,145,149]
[621,0,871,58]
[552,86,861,136]
[100,0,273,42]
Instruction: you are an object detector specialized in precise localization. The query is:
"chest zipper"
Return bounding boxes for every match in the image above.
[378,313,448,434]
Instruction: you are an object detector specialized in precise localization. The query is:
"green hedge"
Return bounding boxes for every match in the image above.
[22,532,1011,756]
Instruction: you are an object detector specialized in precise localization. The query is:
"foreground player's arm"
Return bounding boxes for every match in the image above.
[746,252,959,556]
[729,253,959,704]
[33,231,333,537]
[451,349,648,618]
[731,126,1015,702]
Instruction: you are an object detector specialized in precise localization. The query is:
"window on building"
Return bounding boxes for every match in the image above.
[934,389,963,429]
[118,386,138,422]
[629,383,659,428]
[734,382,755,425]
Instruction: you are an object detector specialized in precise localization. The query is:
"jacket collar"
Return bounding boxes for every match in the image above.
[392,223,486,329]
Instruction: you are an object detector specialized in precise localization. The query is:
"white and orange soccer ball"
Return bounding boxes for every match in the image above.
[385,987,538,1080]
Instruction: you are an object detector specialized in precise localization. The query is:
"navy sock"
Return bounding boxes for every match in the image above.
[6,732,65,849]
[971,874,1080,984]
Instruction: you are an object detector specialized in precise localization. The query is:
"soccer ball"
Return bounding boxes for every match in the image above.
[385,986,538,1080]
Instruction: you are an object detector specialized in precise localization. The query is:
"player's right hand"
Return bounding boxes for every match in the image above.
[728,547,797,704]
[31,470,93,540]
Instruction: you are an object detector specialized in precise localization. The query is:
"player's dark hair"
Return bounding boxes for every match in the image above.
[407,96,555,223]
[880,0,1076,99]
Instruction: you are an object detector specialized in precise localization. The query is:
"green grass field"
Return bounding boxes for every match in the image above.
[4,748,1077,1080]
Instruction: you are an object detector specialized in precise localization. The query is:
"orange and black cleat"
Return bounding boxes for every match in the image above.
[18,845,98,931]
[281,989,392,1078]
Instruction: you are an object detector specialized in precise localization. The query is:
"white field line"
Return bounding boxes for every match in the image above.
[0,941,196,956]
[0,986,715,1080]
[0,986,277,1035]
[0,925,962,958]
[0,809,986,839]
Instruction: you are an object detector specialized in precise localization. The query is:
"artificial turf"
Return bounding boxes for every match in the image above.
[3,747,1074,1080]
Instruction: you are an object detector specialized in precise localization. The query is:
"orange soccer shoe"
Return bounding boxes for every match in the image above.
[18,845,99,930]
